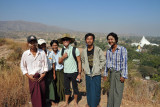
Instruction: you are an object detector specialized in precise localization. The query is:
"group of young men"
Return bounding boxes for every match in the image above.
[20,32,128,107]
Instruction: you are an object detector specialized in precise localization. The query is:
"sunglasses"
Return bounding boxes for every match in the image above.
[62,38,70,41]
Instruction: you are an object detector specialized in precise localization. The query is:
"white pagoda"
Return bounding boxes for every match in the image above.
[131,36,159,47]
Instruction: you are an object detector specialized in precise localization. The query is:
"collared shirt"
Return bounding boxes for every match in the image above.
[47,50,56,71]
[104,45,128,79]
[59,45,80,73]
[51,50,63,70]
[20,49,48,75]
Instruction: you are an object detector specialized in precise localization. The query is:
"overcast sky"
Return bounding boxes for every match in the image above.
[0,0,160,36]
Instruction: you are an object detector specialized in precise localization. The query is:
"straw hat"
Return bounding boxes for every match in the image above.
[57,33,75,44]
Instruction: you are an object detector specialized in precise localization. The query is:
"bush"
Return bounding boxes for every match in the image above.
[152,74,160,82]
[138,66,158,78]
[0,57,9,70]
[7,47,23,62]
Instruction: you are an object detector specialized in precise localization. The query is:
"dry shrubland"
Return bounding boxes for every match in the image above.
[0,38,160,107]
[0,38,30,107]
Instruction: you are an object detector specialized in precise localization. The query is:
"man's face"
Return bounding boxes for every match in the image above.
[62,38,70,47]
[28,40,38,49]
[38,43,46,50]
[86,36,94,46]
[52,43,58,52]
[107,36,117,46]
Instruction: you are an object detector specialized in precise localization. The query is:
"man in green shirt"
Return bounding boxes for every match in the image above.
[58,34,81,107]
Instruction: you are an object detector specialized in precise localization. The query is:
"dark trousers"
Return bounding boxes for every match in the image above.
[55,69,65,102]
[86,75,101,107]
[64,72,79,95]
[45,69,55,101]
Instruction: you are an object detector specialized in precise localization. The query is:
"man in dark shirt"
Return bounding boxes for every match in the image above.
[81,33,106,107]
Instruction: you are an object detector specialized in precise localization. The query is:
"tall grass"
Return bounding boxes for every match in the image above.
[123,62,160,105]
[0,65,30,107]
[0,38,30,107]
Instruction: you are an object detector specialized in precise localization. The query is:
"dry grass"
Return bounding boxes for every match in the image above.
[0,38,160,106]
[0,65,30,107]
[123,67,160,105]
[0,38,30,107]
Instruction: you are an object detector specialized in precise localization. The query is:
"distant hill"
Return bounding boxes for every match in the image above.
[0,20,73,33]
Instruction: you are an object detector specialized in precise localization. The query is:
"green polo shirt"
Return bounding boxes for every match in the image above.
[59,45,80,73]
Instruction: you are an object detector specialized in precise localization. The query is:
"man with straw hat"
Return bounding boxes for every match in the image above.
[58,33,82,107]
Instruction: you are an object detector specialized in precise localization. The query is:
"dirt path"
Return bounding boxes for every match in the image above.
[23,94,159,107]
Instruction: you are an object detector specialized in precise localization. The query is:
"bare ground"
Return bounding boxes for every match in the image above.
[23,94,160,107]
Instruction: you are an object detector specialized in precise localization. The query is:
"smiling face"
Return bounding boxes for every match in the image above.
[107,35,117,46]
[52,43,58,52]
[86,36,94,46]
[62,38,70,47]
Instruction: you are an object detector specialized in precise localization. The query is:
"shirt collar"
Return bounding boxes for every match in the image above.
[64,44,71,49]
[28,48,40,56]
[109,45,120,51]
[52,50,59,55]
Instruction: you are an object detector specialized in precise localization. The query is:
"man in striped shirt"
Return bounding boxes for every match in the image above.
[104,32,128,107]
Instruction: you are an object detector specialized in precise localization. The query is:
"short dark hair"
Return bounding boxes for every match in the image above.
[50,40,59,46]
[85,33,95,41]
[107,32,118,43]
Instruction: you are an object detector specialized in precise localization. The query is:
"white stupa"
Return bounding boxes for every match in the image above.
[139,36,151,47]
[131,36,159,47]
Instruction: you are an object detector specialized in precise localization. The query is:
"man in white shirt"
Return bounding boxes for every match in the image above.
[20,35,48,107]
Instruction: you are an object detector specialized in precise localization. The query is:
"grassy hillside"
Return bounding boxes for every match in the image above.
[0,38,160,106]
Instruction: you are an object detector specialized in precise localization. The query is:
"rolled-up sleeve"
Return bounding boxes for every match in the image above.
[20,53,28,75]
[76,48,80,56]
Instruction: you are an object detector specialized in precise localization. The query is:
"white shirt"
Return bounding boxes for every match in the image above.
[20,49,48,75]
[47,50,56,71]
[52,50,63,70]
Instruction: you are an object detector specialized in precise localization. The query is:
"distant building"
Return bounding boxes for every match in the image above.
[131,36,159,48]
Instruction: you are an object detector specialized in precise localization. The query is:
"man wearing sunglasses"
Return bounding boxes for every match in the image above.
[58,34,81,107]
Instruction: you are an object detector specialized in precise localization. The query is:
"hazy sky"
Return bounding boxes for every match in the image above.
[0,0,160,35]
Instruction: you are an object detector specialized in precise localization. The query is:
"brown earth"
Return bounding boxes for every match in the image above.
[23,94,159,107]
[1,42,159,107]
